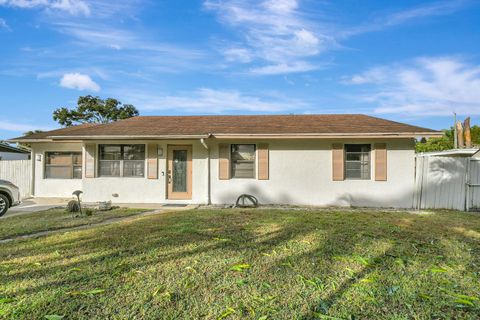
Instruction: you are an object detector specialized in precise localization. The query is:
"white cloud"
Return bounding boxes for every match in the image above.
[263,0,298,13]
[0,120,52,132]
[204,0,469,75]
[341,67,388,84]
[0,18,10,30]
[250,61,317,75]
[204,0,336,75]
[117,88,308,113]
[49,0,89,16]
[55,22,204,59]
[345,57,480,116]
[342,0,469,37]
[0,0,90,16]
[223,47,253,63]
[59,72,100,91]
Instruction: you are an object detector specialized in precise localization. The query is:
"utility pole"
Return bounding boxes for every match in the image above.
[454,112,458,149]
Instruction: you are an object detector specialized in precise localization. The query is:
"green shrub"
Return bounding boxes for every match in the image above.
[66,200,80,213]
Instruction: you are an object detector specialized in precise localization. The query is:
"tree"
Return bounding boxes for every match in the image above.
[53,95,139,127]
[18,130,45,149]
[415,125,480,153]
[415,135,454,153]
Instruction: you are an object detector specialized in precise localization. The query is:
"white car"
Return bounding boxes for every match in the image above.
[0,180,21,217]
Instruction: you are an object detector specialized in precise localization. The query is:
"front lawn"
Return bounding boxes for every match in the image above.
[0,209,479,319]
[0,207,149,240]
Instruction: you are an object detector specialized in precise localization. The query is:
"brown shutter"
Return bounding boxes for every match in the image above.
[85,143,96,178]
[332,143,344,181]
[258,143,269,180]
[218,144,230,180]
[147,144,158,179]
[375,143,387,181]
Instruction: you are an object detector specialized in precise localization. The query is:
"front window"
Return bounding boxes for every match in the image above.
[345,144,371,180]
[99,144,145,177]
[231,144,256,178]
[45,152,82,179]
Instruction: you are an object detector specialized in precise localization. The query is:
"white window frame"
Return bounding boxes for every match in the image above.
[230,144,256,179]
[44,151,82,179]
[98,144,146,178]
[344,144,372,180]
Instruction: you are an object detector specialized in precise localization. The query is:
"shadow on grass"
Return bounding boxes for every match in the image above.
[1,208,479,319]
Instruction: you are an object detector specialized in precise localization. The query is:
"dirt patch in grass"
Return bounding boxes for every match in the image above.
[0,209,479,319]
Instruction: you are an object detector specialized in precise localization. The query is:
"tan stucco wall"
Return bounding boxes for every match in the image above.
[31,142,83,197]
[80,140,208,203]
[209,139,415,208]
[31,138,415,207]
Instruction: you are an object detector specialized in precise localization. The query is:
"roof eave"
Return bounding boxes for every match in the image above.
[8,131,441,142]
[6,138,54,143]
[211,132,442,139]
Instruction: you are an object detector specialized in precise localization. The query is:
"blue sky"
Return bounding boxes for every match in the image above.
[1,0,480,140]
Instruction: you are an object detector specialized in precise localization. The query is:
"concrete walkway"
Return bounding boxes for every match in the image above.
[4,197,196,218]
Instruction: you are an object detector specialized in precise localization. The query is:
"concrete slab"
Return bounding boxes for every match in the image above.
[2,197,198,219]
[112,203,198,211]
[3,198,70,218]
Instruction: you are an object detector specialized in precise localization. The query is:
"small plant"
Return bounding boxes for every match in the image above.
[84,208,94,216]
[67,200,80,213]
[72,190,83,216]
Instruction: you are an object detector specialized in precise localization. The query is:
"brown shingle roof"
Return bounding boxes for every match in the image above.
[9,114,440,141]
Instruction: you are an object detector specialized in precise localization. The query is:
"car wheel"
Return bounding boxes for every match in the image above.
[0,194,10,217]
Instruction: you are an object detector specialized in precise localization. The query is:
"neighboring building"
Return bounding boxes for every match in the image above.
[9,114,440,208]
[416,148,480,158]
[0,143,30,160]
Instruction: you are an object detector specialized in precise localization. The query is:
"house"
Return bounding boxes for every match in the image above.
[9,114,440,208]
[0,142,30,160]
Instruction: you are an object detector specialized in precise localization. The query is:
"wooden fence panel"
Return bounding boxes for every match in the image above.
[0,160,31,199]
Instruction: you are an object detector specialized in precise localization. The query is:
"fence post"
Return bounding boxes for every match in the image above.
[466,158,471,212]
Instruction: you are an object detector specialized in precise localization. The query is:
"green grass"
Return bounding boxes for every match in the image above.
[0,207,149,240]
[0,208,479,319]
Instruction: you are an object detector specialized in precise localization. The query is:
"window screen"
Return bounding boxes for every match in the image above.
[45,152,82,179]
[99,144,145,177]
[231,144,256,178]
[345,144,371,180]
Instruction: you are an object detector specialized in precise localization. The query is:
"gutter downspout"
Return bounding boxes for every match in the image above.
[200,136,211,205]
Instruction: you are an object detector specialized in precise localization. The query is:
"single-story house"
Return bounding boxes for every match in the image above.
[9,114,440,208]
[0,142,30,160]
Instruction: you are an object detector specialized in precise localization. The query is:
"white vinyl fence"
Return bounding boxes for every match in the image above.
[414,155,480,211]
[0,160,31,199]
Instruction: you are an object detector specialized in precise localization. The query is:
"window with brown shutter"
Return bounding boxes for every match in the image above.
[257,143,269,180]
[98,144,145,177]
[374,143,387,181]
[84,144,96,178]
[231,144,256,179]
[218,144,230,180]
[332,144,344,181]
[147,144,158,179]
[345,144,371,180]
